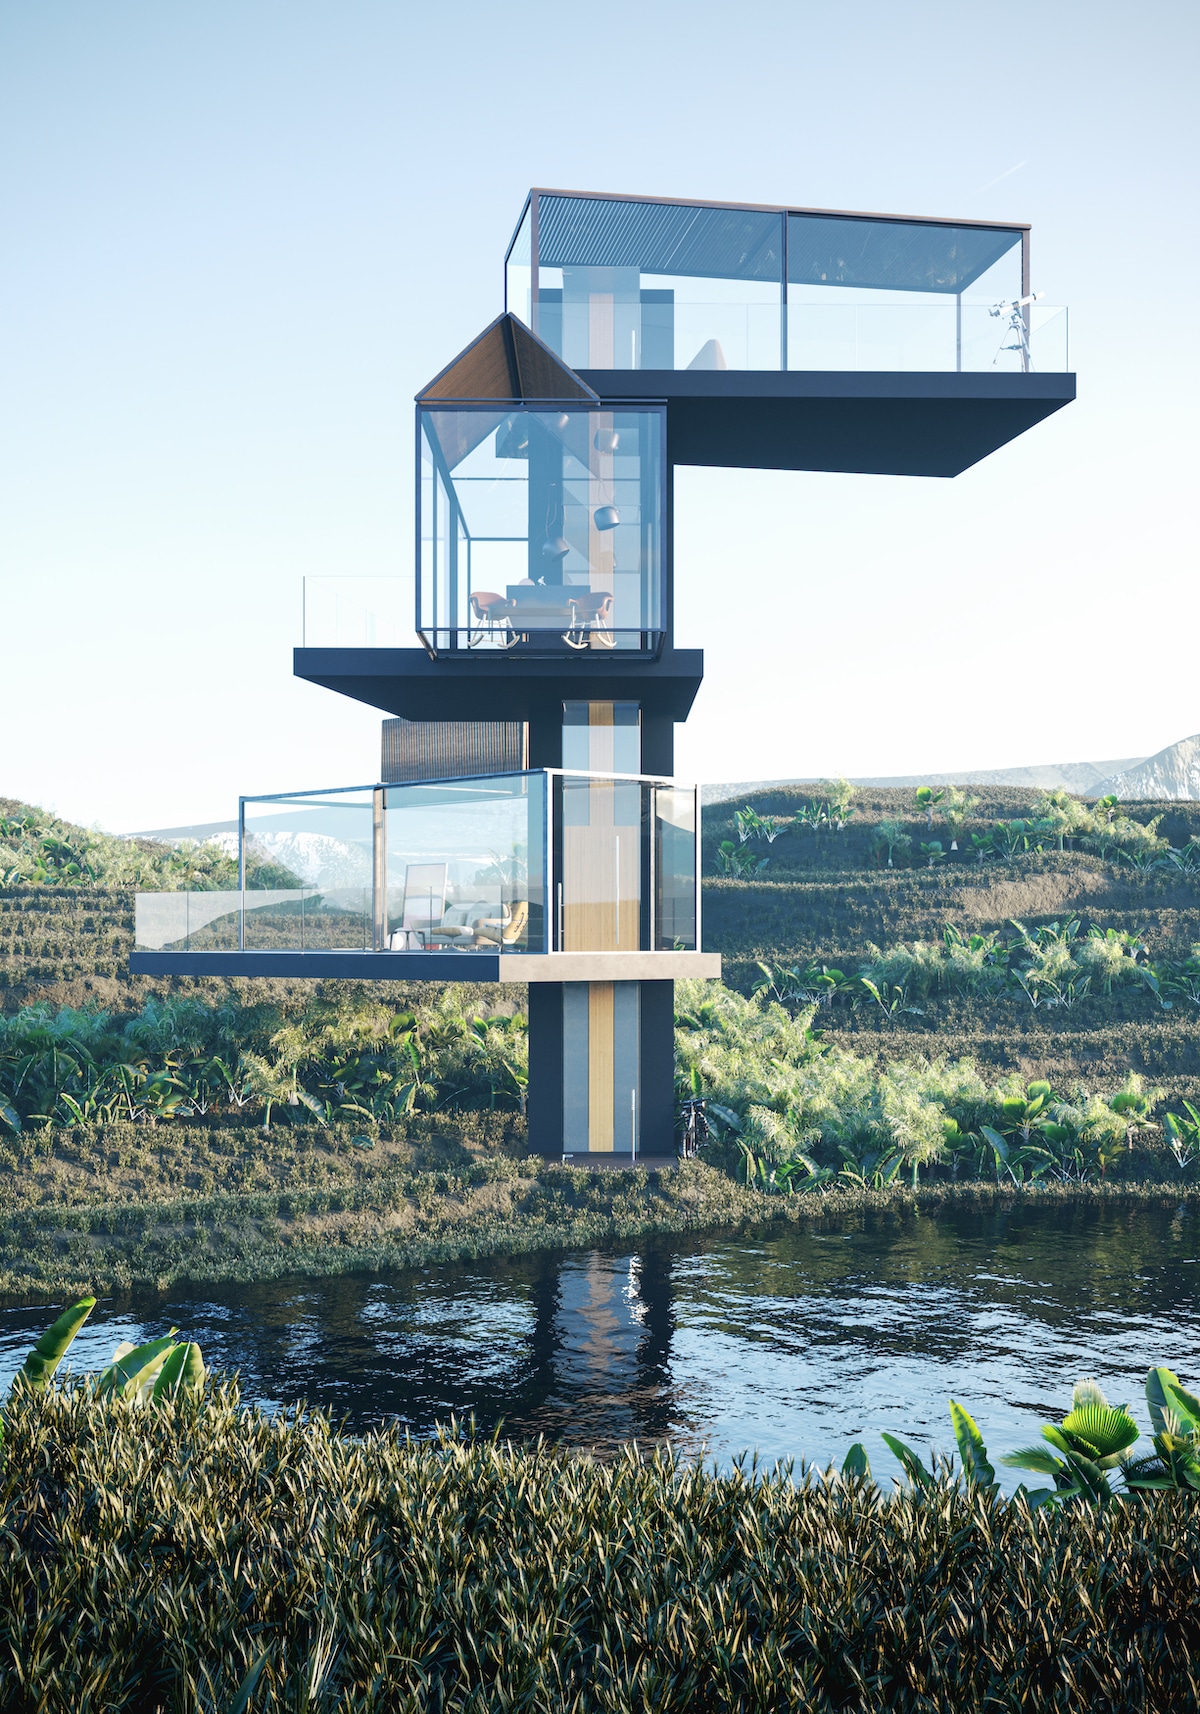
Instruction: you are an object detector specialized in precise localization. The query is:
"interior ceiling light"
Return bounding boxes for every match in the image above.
[593,506,620,531]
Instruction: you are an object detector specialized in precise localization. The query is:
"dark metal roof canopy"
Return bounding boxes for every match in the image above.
[418,311,600,404]
[515,189,1027,296]
[787,215,1019,295]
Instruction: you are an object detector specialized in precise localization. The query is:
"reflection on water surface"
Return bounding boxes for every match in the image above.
[3,1201,1198,1490]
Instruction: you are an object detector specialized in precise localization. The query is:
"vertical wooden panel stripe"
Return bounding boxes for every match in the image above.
[588,981,615,1151]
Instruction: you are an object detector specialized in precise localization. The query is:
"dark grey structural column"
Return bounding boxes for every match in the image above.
[527,981,564,1159]
[637,979,675,1155]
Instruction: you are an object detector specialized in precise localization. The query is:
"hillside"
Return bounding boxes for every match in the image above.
[700,785,1200,1098]
[3,786,1199,1108]
[704,758,1150,806]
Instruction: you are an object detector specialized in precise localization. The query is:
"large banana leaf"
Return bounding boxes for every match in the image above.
[1146,1367,1187,1436]
[949,1400,995,1488]
[841,1442,871,1480]
[19,1296,96,1390]
[99,1333,179,1400]
[881,1432,933,1489]
[1001,1445,1065,1476]
[152,1341,205,1403]
[1060,1449,1115,1505]
[1166,1377,1200,1430]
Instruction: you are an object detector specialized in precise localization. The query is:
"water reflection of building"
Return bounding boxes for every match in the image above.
[543,1247,678,1449]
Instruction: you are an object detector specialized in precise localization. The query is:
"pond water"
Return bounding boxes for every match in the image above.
[4,1200,1199,1490]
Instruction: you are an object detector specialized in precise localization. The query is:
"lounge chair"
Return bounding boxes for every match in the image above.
[472,898,530,948]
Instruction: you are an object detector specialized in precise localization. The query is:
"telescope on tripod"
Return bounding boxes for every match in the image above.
[990,291,1044,371]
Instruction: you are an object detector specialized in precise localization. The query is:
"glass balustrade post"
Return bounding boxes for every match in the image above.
[237,797,245,951]
[372,786,386,951]
[956,294,962,372]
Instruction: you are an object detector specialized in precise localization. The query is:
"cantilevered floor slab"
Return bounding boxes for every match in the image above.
[129,950,721,982]
[579,369,1075,477]
[293,645,705,725]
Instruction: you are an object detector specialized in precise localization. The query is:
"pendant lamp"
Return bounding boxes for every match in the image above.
[593,506,620,531]
[593,428,620,453]
[542,535,570,560]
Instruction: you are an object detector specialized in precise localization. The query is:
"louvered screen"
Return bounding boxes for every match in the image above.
[381,719,529,784]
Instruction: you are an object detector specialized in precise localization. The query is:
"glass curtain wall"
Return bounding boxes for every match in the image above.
[786,212,1029,372]
[506,193,1063,373]
[134,773,699,958]
[241,789,376,951]
[384,773,547,952]
[562,701,641,774]
[418,406,663,655]
[520,194,784,372]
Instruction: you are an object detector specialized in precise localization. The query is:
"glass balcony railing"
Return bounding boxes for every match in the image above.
[135,770,699,957]
[302,577,409,649]
[505,192,1068,375]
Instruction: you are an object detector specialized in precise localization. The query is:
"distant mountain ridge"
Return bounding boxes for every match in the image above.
[1097,735,1200,802]
[701,749,1180,807]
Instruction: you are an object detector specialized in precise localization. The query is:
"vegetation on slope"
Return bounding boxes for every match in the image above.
[0,784,1195,1294]
[703,784,1200,1090]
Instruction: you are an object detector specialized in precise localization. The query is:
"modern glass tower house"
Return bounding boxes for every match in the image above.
[131,188,1074,1161]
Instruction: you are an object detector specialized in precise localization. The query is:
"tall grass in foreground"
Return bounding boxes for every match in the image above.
[5,1385,1199,1713]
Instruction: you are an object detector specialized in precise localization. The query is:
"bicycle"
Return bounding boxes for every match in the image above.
[679,1097,710,1160]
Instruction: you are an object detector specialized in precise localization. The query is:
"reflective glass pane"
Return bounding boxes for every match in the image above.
[786,213,1036,373]
[134,891,240,952]
[505,198,532,324]
[562,702,641,774]
[241,791,375,950]
[653,787,697,951]
[302,577,407,647]
[557,775,643,951]
[385,772,546,954]
[418,407,663,654]
[533,196,783,371]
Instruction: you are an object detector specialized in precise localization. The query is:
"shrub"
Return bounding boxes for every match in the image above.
[3,1386,1199,1711]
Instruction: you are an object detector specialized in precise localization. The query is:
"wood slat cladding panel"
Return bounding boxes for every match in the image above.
[562,780,641,951]
[561,980,641,1155]
[381,719,527,783]
[561,704,641,953]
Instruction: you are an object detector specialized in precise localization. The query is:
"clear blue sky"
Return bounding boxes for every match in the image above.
[2,0,1196,830]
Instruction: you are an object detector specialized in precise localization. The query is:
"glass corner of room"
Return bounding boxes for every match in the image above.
[417,404,664,657]
[532,194,785,373]
[653,781,698,952]
[783,210,1062,374]
[384,770,547,955]
[240,788,374,953]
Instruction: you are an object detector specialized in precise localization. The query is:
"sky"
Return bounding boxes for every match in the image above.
[2,0,1197,832]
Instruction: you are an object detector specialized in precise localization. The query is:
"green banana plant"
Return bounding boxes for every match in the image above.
[10,1299,206,1411]
[914,786,945,828]
[1120,1368,1200,1495]
[17,1296,96,1390]
[772,1154,834,1194]
[881,1400,997,1495]
[99,1335,182,1401]
[1163,1103,1200,1171]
